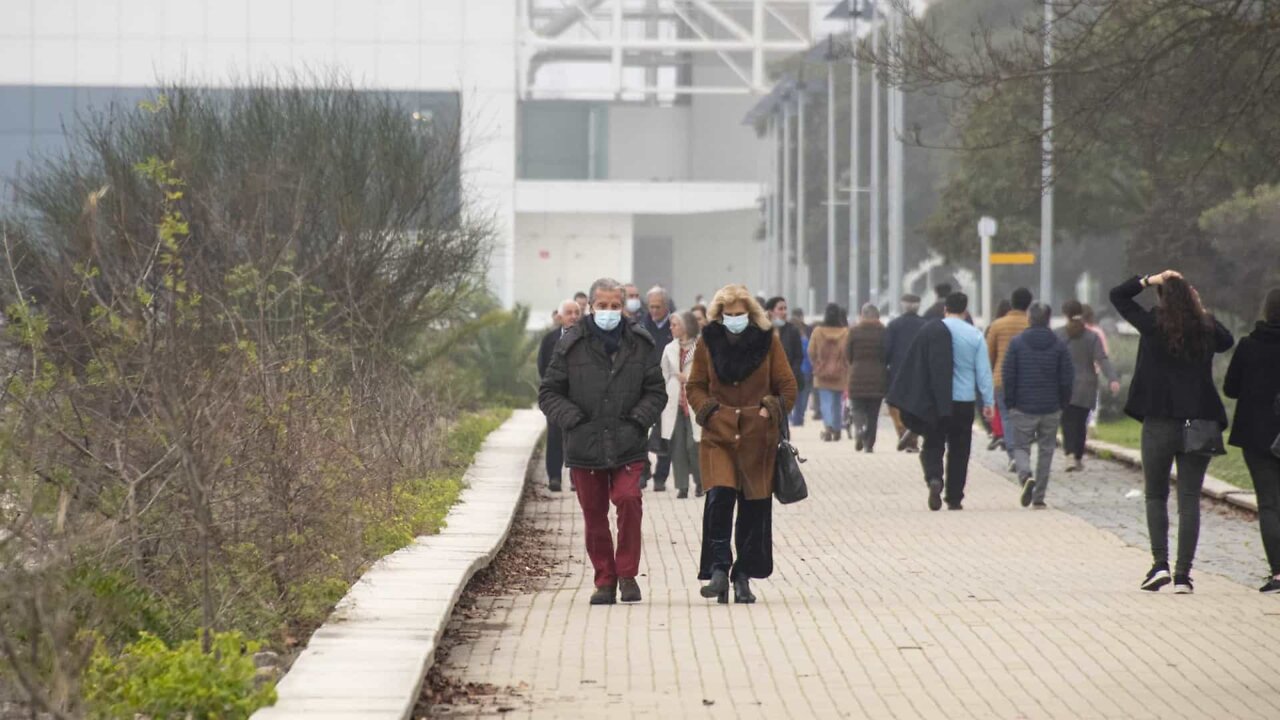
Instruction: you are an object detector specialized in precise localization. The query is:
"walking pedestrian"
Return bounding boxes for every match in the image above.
[888,292,994,511]
[1057,299,1121,472]
[642,287,675,491]
[808,303,850,441]
[686,285,797,604]
[623,283,643,319]
[788,307,814,426]
[573,291,589,314]
[691,304,709,328]
[923,283,952,320]
[846,303,888,452]
[661,312,703,499]
[767,298,806,424]
[984,299,1013,451]
[538,278,667,605]
[1002,303,1073,508]
[1223,288,1280,593]
[1110,270,1234,594]
[987,288,1033,471]
[885,293,927,452]
[537,298,582,492]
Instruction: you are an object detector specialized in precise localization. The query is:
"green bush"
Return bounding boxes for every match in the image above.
[84,631,275,719]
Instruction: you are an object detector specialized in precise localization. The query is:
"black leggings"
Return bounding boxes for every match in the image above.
[698,487,772,581]
[1061,405,1091,460]
[1141,417,1210,575]
[1244,448,1280,576]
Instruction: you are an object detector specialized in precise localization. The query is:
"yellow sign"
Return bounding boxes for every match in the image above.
[990,253,1036,265]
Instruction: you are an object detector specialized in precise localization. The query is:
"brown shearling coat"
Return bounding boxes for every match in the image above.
[686,325,798,501]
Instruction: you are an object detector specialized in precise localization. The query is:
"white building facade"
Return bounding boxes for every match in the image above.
[0,0,829,321]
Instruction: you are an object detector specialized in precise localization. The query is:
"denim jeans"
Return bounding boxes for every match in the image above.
[816,389,843,433]
[1141,417,1210,575]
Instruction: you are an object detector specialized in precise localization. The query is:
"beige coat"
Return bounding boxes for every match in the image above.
[660,338,702,443]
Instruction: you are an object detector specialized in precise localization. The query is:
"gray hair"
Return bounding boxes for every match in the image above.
[559,298,580,315]
[646,285,667,302]
[1028,302,1052,327]
[589,277,623,303]
[860,303,880,321]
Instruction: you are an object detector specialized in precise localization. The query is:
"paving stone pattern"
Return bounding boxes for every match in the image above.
[439,419,1280,719]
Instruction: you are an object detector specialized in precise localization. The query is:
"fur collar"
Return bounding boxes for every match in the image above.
[701,322,772,383]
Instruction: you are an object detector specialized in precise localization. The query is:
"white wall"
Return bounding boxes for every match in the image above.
[514,212,634,318]
[0,0,518,304]
[606,104,690,181]
[635,209,762,307]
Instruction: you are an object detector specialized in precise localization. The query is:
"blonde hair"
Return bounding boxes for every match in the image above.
[707,284,771,331]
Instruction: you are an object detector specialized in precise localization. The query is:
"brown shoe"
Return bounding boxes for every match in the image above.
[619,577,642,603]
[590,584,617,605]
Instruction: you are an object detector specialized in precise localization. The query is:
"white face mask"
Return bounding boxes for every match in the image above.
[594,310,622,331]
[772,317,786,328]
[625,298,642,313]
[723,314,750,334]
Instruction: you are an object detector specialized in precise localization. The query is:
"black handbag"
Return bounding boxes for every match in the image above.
[1181,419,1226,457]
[773,417,809,504]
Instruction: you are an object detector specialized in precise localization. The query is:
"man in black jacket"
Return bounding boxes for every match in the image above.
[1002,303,1073,508]
[539,278,667,605]
[537,299,582,492]
[766,296,805,390]
[641,287,674,490]
[884,294,927,450]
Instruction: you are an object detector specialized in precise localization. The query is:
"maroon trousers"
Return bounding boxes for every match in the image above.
[570,461,643,588]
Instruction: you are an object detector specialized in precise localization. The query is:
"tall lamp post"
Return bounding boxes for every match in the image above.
[826,0,871,312]
[742,87,784,295]
[1040,0,1055,305]
[806,35,844,305]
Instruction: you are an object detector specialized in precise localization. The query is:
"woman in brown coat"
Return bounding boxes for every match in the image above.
[686,285,798,604]
[808,303,850,441]
[846,303,888,452]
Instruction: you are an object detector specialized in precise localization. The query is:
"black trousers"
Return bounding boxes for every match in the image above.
[698,487,772,581]
[1244,448,1280,576]
[1141,417,1210,575]
[545,420,564,482]
[851,397,883,449]
[920,401,975,505]
[1061,404,1091,460]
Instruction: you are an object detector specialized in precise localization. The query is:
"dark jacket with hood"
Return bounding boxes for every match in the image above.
[538,316,668,470]
[1002,326,1073,415]
[1224,321,1280,453]
[886,319,954,435]
[1110,276,1234,427]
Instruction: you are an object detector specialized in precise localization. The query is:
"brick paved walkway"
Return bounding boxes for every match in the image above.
[434,419,1280,719]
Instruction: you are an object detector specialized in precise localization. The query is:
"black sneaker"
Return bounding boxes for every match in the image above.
[855,436,864,451]
[927,480,943,512]
[1259,578,1280,594]
[1019,476,1035,508]
[677,488,688,499]
[1032,502,1048,510]
[619,577,642,603]
[1173,574,1194,594]
[946,502,963,511]
[1141,564,1171,592]
[987,436,1002,451]
[548,477,562,492]
[653,482,667,492]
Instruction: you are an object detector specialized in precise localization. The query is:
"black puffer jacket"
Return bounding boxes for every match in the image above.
[1224,322,1280,454]
[538,316,668,470]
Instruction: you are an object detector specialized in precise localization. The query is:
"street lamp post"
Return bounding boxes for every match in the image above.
[796,76,806,307]
[782,95,793,302]
[979,216,998,324]
[868,0,881,308]
[1041,0,1055,306]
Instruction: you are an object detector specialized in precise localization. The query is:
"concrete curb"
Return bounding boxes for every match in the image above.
[253,408,545,720]
[1085,438,1258,513]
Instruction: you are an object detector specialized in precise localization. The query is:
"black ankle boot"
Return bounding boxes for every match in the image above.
[700,569,729,604]
[733,577,756,604]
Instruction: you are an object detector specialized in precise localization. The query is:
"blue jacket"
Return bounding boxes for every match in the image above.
[1002,326,1073,415]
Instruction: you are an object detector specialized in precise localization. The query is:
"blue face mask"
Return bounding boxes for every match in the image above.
[594,310,622,331]
[625,298,642,313]
[723,314,750,334]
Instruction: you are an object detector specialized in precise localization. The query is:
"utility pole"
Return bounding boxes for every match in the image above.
[767,114,778,294]
[887,5,905,310]
[782,99,793,302]
[848,1,860,312]
[826,52,837,304]
[1040,0,1055,305]
[796,79,807,306]
[868,1,881,308]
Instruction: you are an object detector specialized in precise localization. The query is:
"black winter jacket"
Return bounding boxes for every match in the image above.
[1002,326,1073,415]
[536,327,564,379]
[886,319,954,436]
[884,311,928,385]
[538,316,668,470]
[1224,322,1280,454]
[641,314,674,366]
[1110,276,1234,427]
[777,321,806,381]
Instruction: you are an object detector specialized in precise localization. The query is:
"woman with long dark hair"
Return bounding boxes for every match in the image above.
[1057,299,1121,471]
[807,303,850,441]
[686,285,797,603]
[1111,270,1234,594]
[1224,289,1280,593]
